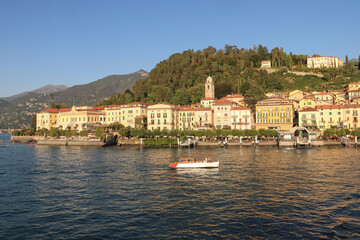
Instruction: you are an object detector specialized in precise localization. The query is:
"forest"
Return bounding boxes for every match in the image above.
[97,45,360,109]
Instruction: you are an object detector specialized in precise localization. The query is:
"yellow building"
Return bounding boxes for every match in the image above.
[298,98,315,110]
[36,108,64,130]
[346,82,360,91]
[343,104,360,130]
[307,56,343,68]
[255,98,294,131]
[58,106,106,131]
[315,104,344,130]
[147,103,178,131]
[178,107,196,131]
[105,102,149,128]
[288,90,305,101]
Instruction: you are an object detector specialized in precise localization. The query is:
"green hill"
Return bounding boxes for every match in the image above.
[98,45,360,107]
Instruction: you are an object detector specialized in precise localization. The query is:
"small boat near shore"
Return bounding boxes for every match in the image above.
[169,157,219,168]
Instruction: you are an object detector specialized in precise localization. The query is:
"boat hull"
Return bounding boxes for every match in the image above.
[169,161,219,168]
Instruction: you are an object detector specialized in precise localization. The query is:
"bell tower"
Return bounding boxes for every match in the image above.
[205,76,215,98]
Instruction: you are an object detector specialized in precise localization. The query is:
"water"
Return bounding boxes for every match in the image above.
[1,133,360,239]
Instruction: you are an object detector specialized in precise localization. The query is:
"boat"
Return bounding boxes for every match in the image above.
[169,157,219,168]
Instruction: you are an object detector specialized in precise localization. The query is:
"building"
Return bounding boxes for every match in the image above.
[221,94,244,105]
[288,90,305,101]
[58,106,106,131]
[255,98,294,131]
[213,100,237,129]
[261,60,271,68]
[307,56,343,68]
[147,103,177,131]
[230,106,252,130]
[298,107,319,130]
[178,107,196,131]
[298,98,316,110]
[201,76,216,107]
[345,82,360,91]
[346,89,360,101]
[343,104,360,130]
[315,104,344,130]
[194,108,213,130]
[313,92,334,102]
[36,108,65,130]
[105,102,149,128]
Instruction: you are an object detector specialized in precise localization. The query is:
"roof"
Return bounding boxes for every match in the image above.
[313,92,332,95]
[347,89,360,93]
[231,106,250,111]
[298,107,318,112]
[39,108,61,113]
[315,104,344,109]
[201,97,217,100]
[194,107,212,111]
[343,104,360,108]
[307,56,339,59]
[213,99,233,105]
[179,107,195,111]
[222,94,244,99]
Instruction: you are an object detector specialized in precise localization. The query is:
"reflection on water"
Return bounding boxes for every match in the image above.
[0,138,359,239]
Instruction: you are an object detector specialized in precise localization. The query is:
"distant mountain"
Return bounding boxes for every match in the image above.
[0,99,10,108]
[0,70,148,129]
[52,70,148,106]
[1,84,69,102]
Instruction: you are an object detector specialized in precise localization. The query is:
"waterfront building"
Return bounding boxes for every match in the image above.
[307,56,343,68]
[315,104,344,130]
[213,99,237,129]
[298,107,319,130]
[255,97,294,131]
[134,115,147,129]
[178,107,196,131]
[343,104,360,130]
[230,106,252,130]
[193,108,213,130]
[147,103,177,131]
[58,106,106,131]
[200,97,216,108]
[105,102,149,128]
[36,108,65,130]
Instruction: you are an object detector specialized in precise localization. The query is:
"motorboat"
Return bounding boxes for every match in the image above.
[169,157,219,168]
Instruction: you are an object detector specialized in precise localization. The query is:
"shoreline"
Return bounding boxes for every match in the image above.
[9,136,358,148]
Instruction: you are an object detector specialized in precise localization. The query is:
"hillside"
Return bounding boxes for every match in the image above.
[0,70,148,129]
[1,84,68,102]
[53,70,148,106]
[98,45,360,107]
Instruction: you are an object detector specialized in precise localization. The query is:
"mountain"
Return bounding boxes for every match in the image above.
[0,70,148,129]
[1,84,69,102]
[52,70,148,106]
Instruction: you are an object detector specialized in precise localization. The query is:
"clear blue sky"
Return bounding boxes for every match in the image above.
[0,0,359,97]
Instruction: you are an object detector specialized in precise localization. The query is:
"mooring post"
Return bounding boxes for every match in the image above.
[239,137,242,147]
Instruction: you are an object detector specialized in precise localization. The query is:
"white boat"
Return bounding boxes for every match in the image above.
[169,157,219,168]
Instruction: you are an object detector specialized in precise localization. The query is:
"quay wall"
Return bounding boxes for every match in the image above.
[11,136,39,143]
[37,139,104,146]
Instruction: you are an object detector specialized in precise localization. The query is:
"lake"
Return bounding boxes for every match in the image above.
[0,133,359,239]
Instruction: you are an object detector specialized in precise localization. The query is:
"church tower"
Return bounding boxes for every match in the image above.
[205,76,215,98]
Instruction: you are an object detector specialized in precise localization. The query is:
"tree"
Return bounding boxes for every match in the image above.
[79,130,89,137]
[244,84,266,110]
[95,127,106,139]
[48,127,61,137]
[30,115,37,132]
[323,129,336,137]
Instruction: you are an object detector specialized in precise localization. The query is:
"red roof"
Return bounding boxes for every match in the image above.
[179,107,195,111]
[299,107,318,112]
[313,92,332,95]
[315,104,344,109]
[39,108,61,113]
[213,99,233,105]
[343,104,360,108]
[223,94,244,99]
[194,107,212,111]
[201,97,216,100]
[231,106,250,111]
[347,89,360,93]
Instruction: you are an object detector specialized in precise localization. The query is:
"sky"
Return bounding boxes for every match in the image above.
[0,0,359,97]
